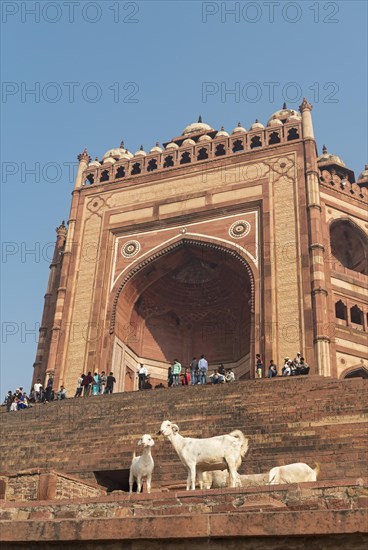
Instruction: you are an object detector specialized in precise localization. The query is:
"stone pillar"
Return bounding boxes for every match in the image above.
[300,98,331,376]
[32,221,67,386]
[45,149,90,388]
[300,98,315,140]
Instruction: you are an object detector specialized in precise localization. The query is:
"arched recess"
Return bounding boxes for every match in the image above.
[341,365,368,379]
[329,218,368,275]
[108,238,256,387]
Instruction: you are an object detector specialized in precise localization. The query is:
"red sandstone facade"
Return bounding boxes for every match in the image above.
[32,100,368,392]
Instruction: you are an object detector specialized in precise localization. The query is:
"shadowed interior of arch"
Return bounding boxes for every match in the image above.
[330,220,368,275]
[112,242,253,373]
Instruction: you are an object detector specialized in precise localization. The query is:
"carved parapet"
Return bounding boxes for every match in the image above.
[319,169,368,202]
[82,121,303,189]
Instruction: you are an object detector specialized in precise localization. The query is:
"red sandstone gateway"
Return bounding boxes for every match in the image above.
[32,102,368,395]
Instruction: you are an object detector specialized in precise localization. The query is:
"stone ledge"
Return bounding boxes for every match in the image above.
[0,509,367,542]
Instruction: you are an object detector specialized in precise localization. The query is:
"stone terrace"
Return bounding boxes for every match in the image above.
[1,376,367,486]
[1,376,368,547]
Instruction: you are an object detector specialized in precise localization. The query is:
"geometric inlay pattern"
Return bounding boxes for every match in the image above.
[229,220,251,239]
[122,240,141,258]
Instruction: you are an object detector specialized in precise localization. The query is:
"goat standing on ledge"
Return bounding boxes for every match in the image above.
[129,434,155,494]
[157,420,249,491]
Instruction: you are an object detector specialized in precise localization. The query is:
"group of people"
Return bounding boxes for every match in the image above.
[167,355,236,387]
[255,352,310,379]
[5,351,310,410]
[74,371,116,397]
[4,377,67,412]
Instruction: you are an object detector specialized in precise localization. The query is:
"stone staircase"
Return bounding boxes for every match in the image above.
[1,376,367,489]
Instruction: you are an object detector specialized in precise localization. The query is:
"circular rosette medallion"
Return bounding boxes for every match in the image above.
[122,240,141,258]
[229,220,250,239]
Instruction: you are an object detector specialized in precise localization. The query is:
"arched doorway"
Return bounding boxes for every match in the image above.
[342,366,368,379]
[330,219,368,275]
[110,239,255,389]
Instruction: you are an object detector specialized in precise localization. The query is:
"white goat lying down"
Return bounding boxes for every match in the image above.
[202,470,268,489]
[129,434,155,494]
[268,462,320,484]
[158,420,249,491]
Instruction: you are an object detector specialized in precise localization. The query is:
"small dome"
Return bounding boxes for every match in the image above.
[102,156,116,165]
[88,157,100,168]
[182,116,213,136]
[268,103,301,124]
[119,152,131,160]
[150,142,162,154]
[317,145,346,167]
[103,141,131,161]
[286,114,301,123]
[134,145,147,157]
[358,164,368,181]
[249,119,264,131]
[232,122,246,134]
[216,126,229,137]
[182,138,196,146]
[166,142,179,150]
[102,148,123,160]
[267,118,283,128]
[198,134,212,142]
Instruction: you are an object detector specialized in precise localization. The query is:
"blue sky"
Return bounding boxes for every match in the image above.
[1,0,367,393]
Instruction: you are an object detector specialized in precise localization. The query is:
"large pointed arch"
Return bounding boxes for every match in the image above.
[109,237,256,335]
[107,236,258,386]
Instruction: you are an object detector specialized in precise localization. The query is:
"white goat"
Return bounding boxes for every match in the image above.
[202,470,268,489]
[129,434,155,494]
[158,420,249,491]
[268,462,320,484]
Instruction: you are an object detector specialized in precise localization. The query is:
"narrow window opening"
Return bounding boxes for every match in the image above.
[250,136,262,149]
[131,163,141,175]
[197,148,208,161]
[164,155,174,168]
[100,170,109,183]
[215,144,226,157]
[350,305,363,325]
[232,140,244,153]
[180,152,191,164]
[147,159,158,172]
[335,300,347,320]
[287,128,299,140]
[269,132,281,145]
[115,166,125,179]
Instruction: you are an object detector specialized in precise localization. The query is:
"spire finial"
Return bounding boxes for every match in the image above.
[77,148,90,163]
[322,145,327,154]
[299,97,313,112]
[283,102,287,109]
[156,141,160,146]
[140,145,144,151]
[221,126,225,131]
[237,122,241,127]
[120,140,125,149]
[56,220,67,237]
[198,115,202,123]
[255,119,259,123]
